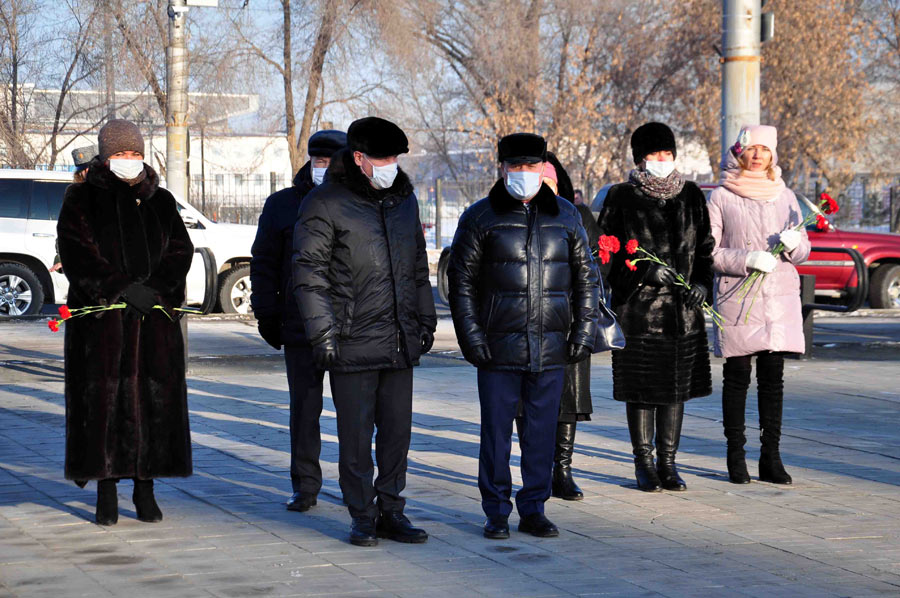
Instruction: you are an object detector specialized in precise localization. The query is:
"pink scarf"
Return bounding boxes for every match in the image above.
[719,150,786,201]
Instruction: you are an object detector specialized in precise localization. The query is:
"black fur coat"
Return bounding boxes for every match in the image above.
[57,161,194,481]
[596,181,714,404]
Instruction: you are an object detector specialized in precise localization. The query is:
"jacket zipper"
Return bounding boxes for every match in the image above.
[379,199,402,362]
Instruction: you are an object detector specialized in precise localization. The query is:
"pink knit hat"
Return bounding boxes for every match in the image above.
[734,125,778,165]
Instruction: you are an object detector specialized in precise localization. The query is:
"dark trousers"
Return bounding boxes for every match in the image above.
[284,346,325,495]
[477,368,565,518]
[329,368,413,519]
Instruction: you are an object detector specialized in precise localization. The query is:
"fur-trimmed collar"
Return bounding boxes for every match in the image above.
[325,148,414,201]
[85,158,160,200]
[487,179,560,216]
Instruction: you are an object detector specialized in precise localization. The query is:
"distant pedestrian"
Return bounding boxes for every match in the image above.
[573,189,584,206]
[293,117,436,547]
[708,125,809,485]
[449,133,598,539]
[57,119,194,525]
[250,129,347,513]
[541,152,601,501]
[596,122,714,493]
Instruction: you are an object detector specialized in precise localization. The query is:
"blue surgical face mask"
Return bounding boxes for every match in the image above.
[505,170,542,201]
[364,155,398,190]
[644,160,676,179]
[312,167,327,186]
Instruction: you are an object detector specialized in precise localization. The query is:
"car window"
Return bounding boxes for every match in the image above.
[0,179,30,219]
[30,181,69,221]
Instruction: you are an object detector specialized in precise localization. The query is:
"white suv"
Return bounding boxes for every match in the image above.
[0,169,257,316]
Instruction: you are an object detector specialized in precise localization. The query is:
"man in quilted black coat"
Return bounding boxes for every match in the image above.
[448,133,598,540]
[292,117,436,547]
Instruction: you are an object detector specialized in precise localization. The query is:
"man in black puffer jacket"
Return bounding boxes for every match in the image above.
[293,117,436,547]
[448,133,598,540]
[250,129,347,513]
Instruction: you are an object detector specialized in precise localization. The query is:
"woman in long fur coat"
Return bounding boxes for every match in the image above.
[597,122,714,493]
[57,119,194,525]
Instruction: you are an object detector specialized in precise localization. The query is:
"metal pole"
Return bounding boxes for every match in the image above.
[435,177,443,249]
[721,0,761,163]
[166,0,189,200]
[200,125,206,215]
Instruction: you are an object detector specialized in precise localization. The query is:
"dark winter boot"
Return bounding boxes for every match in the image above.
[552,422,584,500]
[656,404,687,491]
[133,479,163,522]
[757,354,792,484]
[95,479,118,526]
[722,358,752,484]
[626,404,661,492]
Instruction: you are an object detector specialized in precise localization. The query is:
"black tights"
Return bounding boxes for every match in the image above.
[722,352,786,450]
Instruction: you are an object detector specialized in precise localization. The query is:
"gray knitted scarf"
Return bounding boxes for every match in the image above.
[628,168,685,201]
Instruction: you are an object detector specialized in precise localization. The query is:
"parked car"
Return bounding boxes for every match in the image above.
[0,169,256,316]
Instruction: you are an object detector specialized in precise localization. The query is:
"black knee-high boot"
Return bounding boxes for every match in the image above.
[656,404,687,491]
[756,353,792,484]
[133,479,163,522]
[626,404,661,492]
[552,422,584,500]
[723,357,752,484]
[96,479,118,526]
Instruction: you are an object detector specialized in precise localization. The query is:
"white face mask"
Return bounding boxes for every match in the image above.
[644,160,676,179]
[108,158,145,180]
[364,156,398,190]
[505,170,542,201]
[312,167,327,186]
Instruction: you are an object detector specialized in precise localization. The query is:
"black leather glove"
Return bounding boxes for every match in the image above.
[312,338,339,370]
[122,283,157,315]
[420,328,434,354]
[257,319,282,350]
[682,283,708,309]
[468,343,492,367]
[567,342,591,363]
[645,264,678,287]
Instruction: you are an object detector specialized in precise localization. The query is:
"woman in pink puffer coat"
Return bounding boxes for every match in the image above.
[708,125,810,486]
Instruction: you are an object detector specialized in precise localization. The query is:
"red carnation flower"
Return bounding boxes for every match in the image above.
[598,235,621,254]
[48,320,60,332]
[625,239,639,255]
[625,259,637,272]
[598,249,611,264]
[820,192,839,215]
[58,305,72,320]
[815,214,829,230]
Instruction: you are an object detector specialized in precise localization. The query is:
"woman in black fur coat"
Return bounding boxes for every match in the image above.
[57,119,194,525]
[596,122,714,492]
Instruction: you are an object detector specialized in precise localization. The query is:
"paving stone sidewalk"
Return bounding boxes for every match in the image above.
[1,322,899,597]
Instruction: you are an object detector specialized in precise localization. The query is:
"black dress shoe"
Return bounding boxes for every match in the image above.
[350,517,378,547]
[286,492,317,512]
[517,513,559,538]
[483,516,510,539]
[376,511,428,544]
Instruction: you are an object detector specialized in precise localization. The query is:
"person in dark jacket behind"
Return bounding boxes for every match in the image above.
[542,152,601,501]
[250,129,347,512]
[596,122,714,493]
[448,133,598,540]
[57,119,194,526]
[293,117,436,547]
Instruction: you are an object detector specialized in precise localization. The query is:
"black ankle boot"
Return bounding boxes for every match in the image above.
[626,404,661,492]
[723,358,751,484]
[552,422,584,500]
[133,479,163,522]
[757,353,792,484]
[96,479,118,526]
[656,404,687,491]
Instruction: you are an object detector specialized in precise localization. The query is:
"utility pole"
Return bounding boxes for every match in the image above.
[104,0,115,121]
[720,0,761,162]
[166,0,189,200]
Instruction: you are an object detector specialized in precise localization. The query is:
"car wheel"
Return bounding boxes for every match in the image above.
[437,247,451,305]
[0,263,45,317]
[217,265,252,314]
[869,263,900,309]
